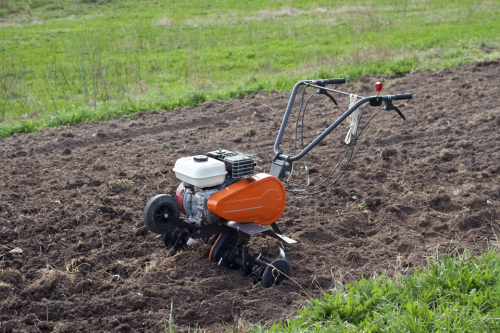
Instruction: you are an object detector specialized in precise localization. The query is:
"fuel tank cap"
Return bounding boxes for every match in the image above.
[193,155,209,162]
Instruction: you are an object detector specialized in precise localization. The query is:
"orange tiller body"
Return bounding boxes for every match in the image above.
[207,173,286,226]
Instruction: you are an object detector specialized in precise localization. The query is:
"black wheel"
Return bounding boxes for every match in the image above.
[261,259,293,288]
[143,194,180,234]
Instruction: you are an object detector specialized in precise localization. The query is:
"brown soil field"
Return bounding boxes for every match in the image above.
[1,59,500,333]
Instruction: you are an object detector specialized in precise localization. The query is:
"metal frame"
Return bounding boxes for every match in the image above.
[273,80,411,162]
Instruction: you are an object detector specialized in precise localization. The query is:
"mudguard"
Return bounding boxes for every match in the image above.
[207,173,286,226]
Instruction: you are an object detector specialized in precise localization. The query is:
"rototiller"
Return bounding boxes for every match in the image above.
[143,79,412,288]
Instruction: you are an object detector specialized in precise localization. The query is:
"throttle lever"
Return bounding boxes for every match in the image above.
[320,89,338,105]
[314,80,338,105]
[384,98,406,120]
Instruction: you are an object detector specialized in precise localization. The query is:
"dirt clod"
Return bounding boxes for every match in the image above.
[380,148,397,160]
[2,321,15,332]
[0,282,12,294]
[0,269,22,285]
[438,149,455,161]
[61,130,74,138]
[37,321,51,330]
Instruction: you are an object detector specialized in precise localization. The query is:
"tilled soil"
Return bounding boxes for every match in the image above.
[1,59,500,333]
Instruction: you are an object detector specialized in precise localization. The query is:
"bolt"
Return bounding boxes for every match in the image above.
[285,171,291,176]
[197,230,201,234]
[284,162,289,166]
[164,214,169,218]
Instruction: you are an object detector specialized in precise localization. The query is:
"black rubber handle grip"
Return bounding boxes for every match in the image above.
[325,78,346,84]
[393,93,412,100]
[311,78,346,85]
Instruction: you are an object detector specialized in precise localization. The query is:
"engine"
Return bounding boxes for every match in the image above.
[172,149,256,226]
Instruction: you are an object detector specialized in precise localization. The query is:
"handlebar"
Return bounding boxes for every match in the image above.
[393,93,412,100]
[273,80,412,162]
[311,78,346,85]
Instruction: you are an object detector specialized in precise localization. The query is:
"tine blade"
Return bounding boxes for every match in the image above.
[279,248,286,260]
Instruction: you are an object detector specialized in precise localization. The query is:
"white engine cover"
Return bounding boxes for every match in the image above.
[172,155,226,188]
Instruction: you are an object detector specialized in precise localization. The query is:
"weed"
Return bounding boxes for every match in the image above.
[401,185,413,194]
[108,179,134,193]
[241,130,256,137]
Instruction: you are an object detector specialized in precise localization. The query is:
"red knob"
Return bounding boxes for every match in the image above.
[375,82,383,92]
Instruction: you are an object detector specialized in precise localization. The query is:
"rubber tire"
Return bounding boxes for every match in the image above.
[143,194,180,234]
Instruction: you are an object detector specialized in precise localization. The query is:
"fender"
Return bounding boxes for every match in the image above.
[207,173,286,226]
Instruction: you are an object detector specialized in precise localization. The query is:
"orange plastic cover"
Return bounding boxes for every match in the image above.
[207,173,286,226]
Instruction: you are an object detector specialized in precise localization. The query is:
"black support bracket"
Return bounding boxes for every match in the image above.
[269,154,293,181]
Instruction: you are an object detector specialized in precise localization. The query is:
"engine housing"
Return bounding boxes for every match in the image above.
[174,149,256,226]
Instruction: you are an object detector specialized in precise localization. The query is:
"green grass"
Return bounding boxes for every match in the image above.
[1,0,500,137]
[252,249,500,332]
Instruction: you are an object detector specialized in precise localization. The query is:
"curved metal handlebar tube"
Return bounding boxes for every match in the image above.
[270,85,411,180]
[277,97,371,162]
[273,80,310,157]
[273,79,347,157]
[273,92,412,163]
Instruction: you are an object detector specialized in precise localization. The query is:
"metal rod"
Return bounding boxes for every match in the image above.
[273,81,308,156]
[256,253,272,264]
[306,83,365,98]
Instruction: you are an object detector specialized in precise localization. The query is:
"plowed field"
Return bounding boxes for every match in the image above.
[1,60,500,332]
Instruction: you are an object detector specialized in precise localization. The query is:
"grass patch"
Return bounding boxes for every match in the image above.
[253,249,500,332]
[1,0,500,137]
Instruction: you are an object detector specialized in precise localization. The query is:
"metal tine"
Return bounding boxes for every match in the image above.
[279,248,286,260]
